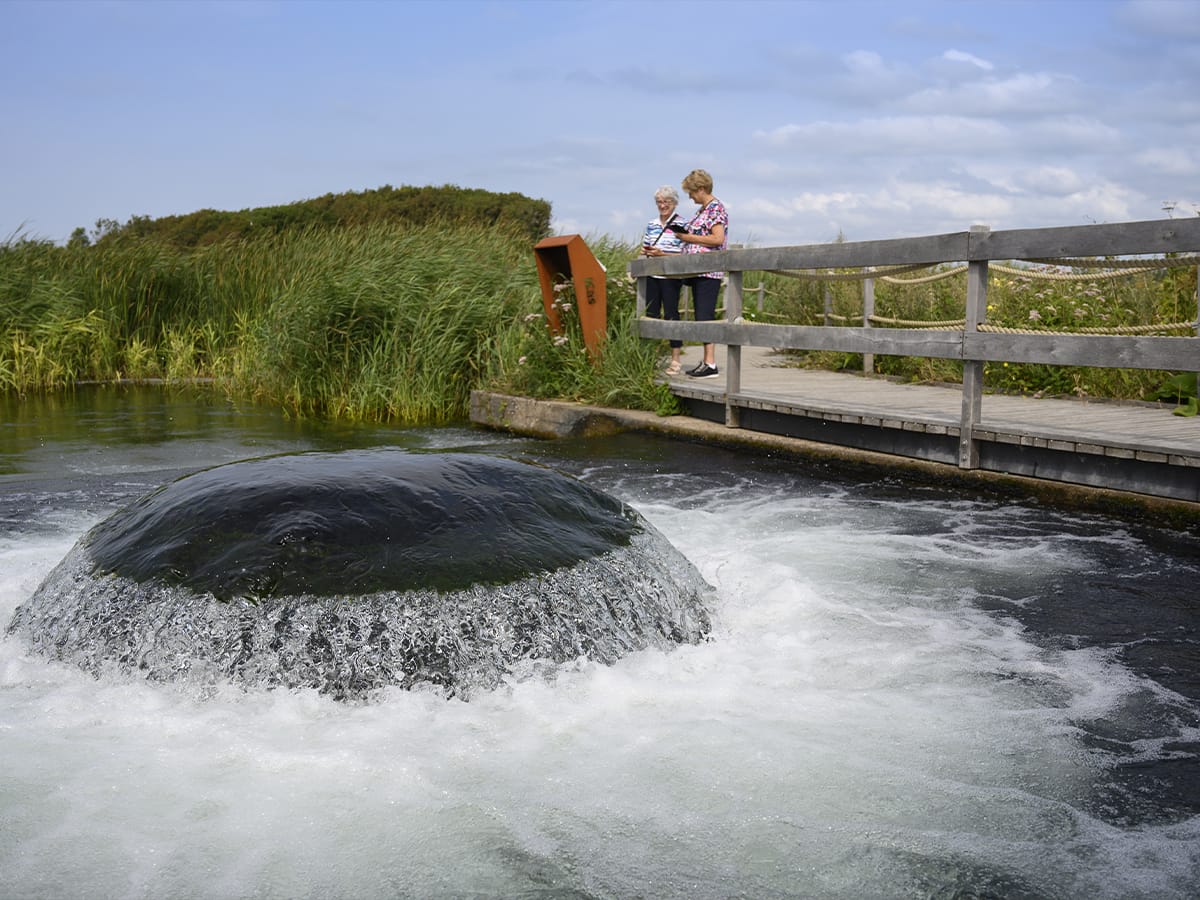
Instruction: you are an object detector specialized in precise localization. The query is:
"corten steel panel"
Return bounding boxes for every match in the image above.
[534,234,607,359]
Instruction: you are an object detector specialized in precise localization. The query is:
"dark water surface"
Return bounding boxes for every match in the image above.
[1,385,1198,898]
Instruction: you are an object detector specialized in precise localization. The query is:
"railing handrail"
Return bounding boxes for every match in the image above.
[629,217,1200,279]
[628,217,1200,469]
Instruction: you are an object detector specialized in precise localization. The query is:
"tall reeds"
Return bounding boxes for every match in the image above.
[0,223,670,422]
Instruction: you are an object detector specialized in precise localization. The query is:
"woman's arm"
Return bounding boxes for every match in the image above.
[679,224,725,247]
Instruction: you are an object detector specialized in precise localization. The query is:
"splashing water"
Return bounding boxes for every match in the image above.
[1,398,1197,898]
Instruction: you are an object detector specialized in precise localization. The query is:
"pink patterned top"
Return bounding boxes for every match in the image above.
[681,198,729,279]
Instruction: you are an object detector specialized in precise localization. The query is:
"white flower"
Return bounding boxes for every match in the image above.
[553,335,569,346]
[518,356,527,365]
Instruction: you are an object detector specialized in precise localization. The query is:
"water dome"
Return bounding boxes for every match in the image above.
[7,449,712,699]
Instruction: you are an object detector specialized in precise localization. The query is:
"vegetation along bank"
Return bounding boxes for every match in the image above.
[2,186,1196,425]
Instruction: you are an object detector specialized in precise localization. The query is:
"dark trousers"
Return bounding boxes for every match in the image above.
[646,277,682,348]
[686,276,720,322]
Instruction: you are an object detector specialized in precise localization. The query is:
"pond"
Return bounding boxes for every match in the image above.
[1,385,1197,898]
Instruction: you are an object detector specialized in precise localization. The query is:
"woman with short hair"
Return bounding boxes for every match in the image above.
[675,169,728,378]
[639,185,686,375]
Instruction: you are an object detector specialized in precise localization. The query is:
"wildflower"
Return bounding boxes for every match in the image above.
[559,303,572,313]
[524,313,542,323]
[553,335,568,346]
[1028,309,1042,322]
[518,356,527,365]
[553,282,569,293]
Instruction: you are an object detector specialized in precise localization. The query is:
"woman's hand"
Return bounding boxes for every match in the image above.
[681,224,725,247]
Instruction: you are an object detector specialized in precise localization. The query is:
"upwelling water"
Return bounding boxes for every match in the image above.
[1,386,1197,899]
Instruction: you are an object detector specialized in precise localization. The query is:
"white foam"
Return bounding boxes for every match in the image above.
[1,486,1196,898]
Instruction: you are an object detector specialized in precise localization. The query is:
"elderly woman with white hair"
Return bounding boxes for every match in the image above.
[639,185,686,375]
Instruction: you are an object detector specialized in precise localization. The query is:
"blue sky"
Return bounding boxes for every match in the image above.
[3,0,1198,247]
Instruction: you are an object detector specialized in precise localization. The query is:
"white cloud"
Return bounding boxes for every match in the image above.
[1024,115,1123,151]
[904,71,1083,116]
[754,115,1010,155]
[844,50,887,73]
[942,49,993,71]
[964,165,1087,197]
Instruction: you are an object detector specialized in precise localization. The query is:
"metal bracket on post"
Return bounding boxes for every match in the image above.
[959,225,990,469]
[724,272,743,428]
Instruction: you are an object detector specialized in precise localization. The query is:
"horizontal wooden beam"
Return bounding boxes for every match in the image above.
[638,318,1200,370]
[968,217,1200,260]
[628,217,1200,278]
[962,331,1198,370]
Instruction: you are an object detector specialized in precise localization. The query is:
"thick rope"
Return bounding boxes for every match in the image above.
[761,254,1197,285]
[992,263,1156,282]
[1024,255,1199,269]
[864,316,1190,336]
[880,266,967,285]
[868,315,966,329]
[977,321,1197,336]
[767,263,931,282]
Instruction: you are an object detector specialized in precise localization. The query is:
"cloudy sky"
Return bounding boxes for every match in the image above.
[3,0,1198,248]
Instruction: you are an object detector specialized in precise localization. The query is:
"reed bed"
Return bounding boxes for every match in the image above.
[0,224,671,422]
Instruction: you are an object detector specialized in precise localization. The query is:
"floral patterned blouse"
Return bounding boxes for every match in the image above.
[681,198,729,279]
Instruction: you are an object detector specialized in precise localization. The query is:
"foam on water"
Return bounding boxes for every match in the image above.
[2,479,1198,898]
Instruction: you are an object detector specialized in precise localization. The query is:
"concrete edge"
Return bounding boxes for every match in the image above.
[469,390,1200,529]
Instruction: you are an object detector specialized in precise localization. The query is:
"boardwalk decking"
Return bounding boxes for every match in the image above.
[667,346,1200,503]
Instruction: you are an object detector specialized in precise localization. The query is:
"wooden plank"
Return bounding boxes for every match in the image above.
[639,319,966,358]
[629,232,970,277]
[630,218,1200,280]
[664,347,1200,464]
[964,332,1199,370]
[639,318,1199,370]
[969,217,1200,260]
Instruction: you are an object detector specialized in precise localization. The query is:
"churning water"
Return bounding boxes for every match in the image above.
[1,387,1198,899]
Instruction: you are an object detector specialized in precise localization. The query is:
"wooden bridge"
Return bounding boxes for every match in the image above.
[629,218,1200,504]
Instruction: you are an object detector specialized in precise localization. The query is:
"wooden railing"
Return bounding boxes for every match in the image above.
[628,217,1200,469]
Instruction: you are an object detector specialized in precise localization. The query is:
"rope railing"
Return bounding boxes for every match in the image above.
[756,254,1199,285]
[881,266,966,285]
[740,253,1199,335]
[976,320,1197,336]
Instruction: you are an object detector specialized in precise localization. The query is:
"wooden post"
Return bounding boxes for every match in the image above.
[725,271,744,428]
[863,271,875,375]
[635,275,646,318]
[823,281,833,326]
[959,225,990,469]
[757,281,765,313]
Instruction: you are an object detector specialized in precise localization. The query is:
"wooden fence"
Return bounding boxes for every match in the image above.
[628,217,1200,470]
